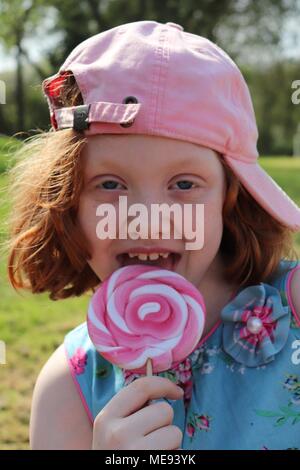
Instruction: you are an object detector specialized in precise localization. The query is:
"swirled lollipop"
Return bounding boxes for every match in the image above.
[87,265,206,375]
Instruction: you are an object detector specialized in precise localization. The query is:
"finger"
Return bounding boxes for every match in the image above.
[120,400,175,437]
[101,376,183,419]
[136,425,183,450]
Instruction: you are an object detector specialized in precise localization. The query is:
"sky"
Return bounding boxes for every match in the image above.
[280,16,300,59]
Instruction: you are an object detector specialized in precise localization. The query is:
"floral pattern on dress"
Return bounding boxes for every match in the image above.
[221,283,290,367]
[255,374,300,426]
[70,347,88,375]
[122,343,222,409]
[123,357,194,409]
[186,412,212,441]
[283,374,300,405]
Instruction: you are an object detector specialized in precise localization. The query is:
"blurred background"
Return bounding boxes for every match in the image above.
[0,0,300,450]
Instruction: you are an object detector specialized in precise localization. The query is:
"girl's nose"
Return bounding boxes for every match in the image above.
[118,195,181,241]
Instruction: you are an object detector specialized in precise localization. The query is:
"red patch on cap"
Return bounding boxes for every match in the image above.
[43,71,71,107]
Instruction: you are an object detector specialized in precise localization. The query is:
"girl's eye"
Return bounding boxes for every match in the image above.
[96,179,198,190]
[171,180,196,190]
[97,180,126,190]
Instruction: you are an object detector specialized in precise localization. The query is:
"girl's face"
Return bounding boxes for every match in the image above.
[77,134,227,287]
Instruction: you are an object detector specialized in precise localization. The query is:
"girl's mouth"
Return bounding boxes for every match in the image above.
[116,252,181,271]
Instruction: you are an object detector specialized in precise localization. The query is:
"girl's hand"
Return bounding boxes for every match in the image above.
[92,375,184,450]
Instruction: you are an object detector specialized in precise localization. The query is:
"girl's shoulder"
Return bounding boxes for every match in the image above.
[64,322,125,422]
[266,258,300,325]
[30,343,93,449]
[266,258,300,291]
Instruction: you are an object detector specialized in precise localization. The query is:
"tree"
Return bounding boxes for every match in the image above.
[0,0,51,132]
[0,0,299,148]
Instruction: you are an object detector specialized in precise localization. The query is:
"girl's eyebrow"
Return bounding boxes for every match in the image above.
[85,159,127,181]
[85,155,210,182]
[89,154,209,170]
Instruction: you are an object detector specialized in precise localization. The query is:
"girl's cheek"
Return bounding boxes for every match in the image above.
[85,186,126,204]
[202,197,224,236]
[77,198,98,241]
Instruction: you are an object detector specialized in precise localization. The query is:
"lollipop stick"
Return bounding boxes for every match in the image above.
[146,358,154,406]
[146,357,153,376]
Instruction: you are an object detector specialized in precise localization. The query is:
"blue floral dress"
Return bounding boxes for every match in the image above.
[64,259,300,450]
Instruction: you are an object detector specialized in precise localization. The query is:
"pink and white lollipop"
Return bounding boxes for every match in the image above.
[87,265,206,375]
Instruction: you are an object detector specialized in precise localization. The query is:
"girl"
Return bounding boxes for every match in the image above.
[6,20,300,450]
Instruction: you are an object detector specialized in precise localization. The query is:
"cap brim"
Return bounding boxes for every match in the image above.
[223,155,300,232]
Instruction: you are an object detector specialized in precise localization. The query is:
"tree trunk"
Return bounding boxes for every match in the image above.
[16,39,24,132]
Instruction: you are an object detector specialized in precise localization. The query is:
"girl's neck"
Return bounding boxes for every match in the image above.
[197,253,239,338]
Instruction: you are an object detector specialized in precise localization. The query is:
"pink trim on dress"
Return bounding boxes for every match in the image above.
[196,319,222,349]
[195,288,239,348]
[286,265,300,327]
[63,342,94,424]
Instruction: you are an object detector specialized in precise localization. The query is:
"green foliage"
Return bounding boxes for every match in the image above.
[243,62,300,155]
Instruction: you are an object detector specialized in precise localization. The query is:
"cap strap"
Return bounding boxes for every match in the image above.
[54,101,141,130]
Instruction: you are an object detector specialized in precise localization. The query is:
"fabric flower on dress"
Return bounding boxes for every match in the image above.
[221,283,290,367]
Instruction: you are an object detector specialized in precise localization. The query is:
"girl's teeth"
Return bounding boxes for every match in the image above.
[126,252,171,261]
[149,253,159,260]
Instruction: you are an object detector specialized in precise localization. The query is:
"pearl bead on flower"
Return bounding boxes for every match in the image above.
[246,316,263,334]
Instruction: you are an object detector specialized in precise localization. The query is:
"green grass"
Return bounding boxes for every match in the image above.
[0,165,89,449]
[260,157,300,204]
[259,157,300,251]
[0,148,300,449]
[0,135,22,174]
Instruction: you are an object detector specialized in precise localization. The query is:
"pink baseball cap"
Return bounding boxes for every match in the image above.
[42,20,300,231]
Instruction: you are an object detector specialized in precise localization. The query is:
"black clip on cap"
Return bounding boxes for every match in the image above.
[73,104,91,131]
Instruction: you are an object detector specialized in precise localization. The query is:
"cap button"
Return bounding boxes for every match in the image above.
[165,22,184,31]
